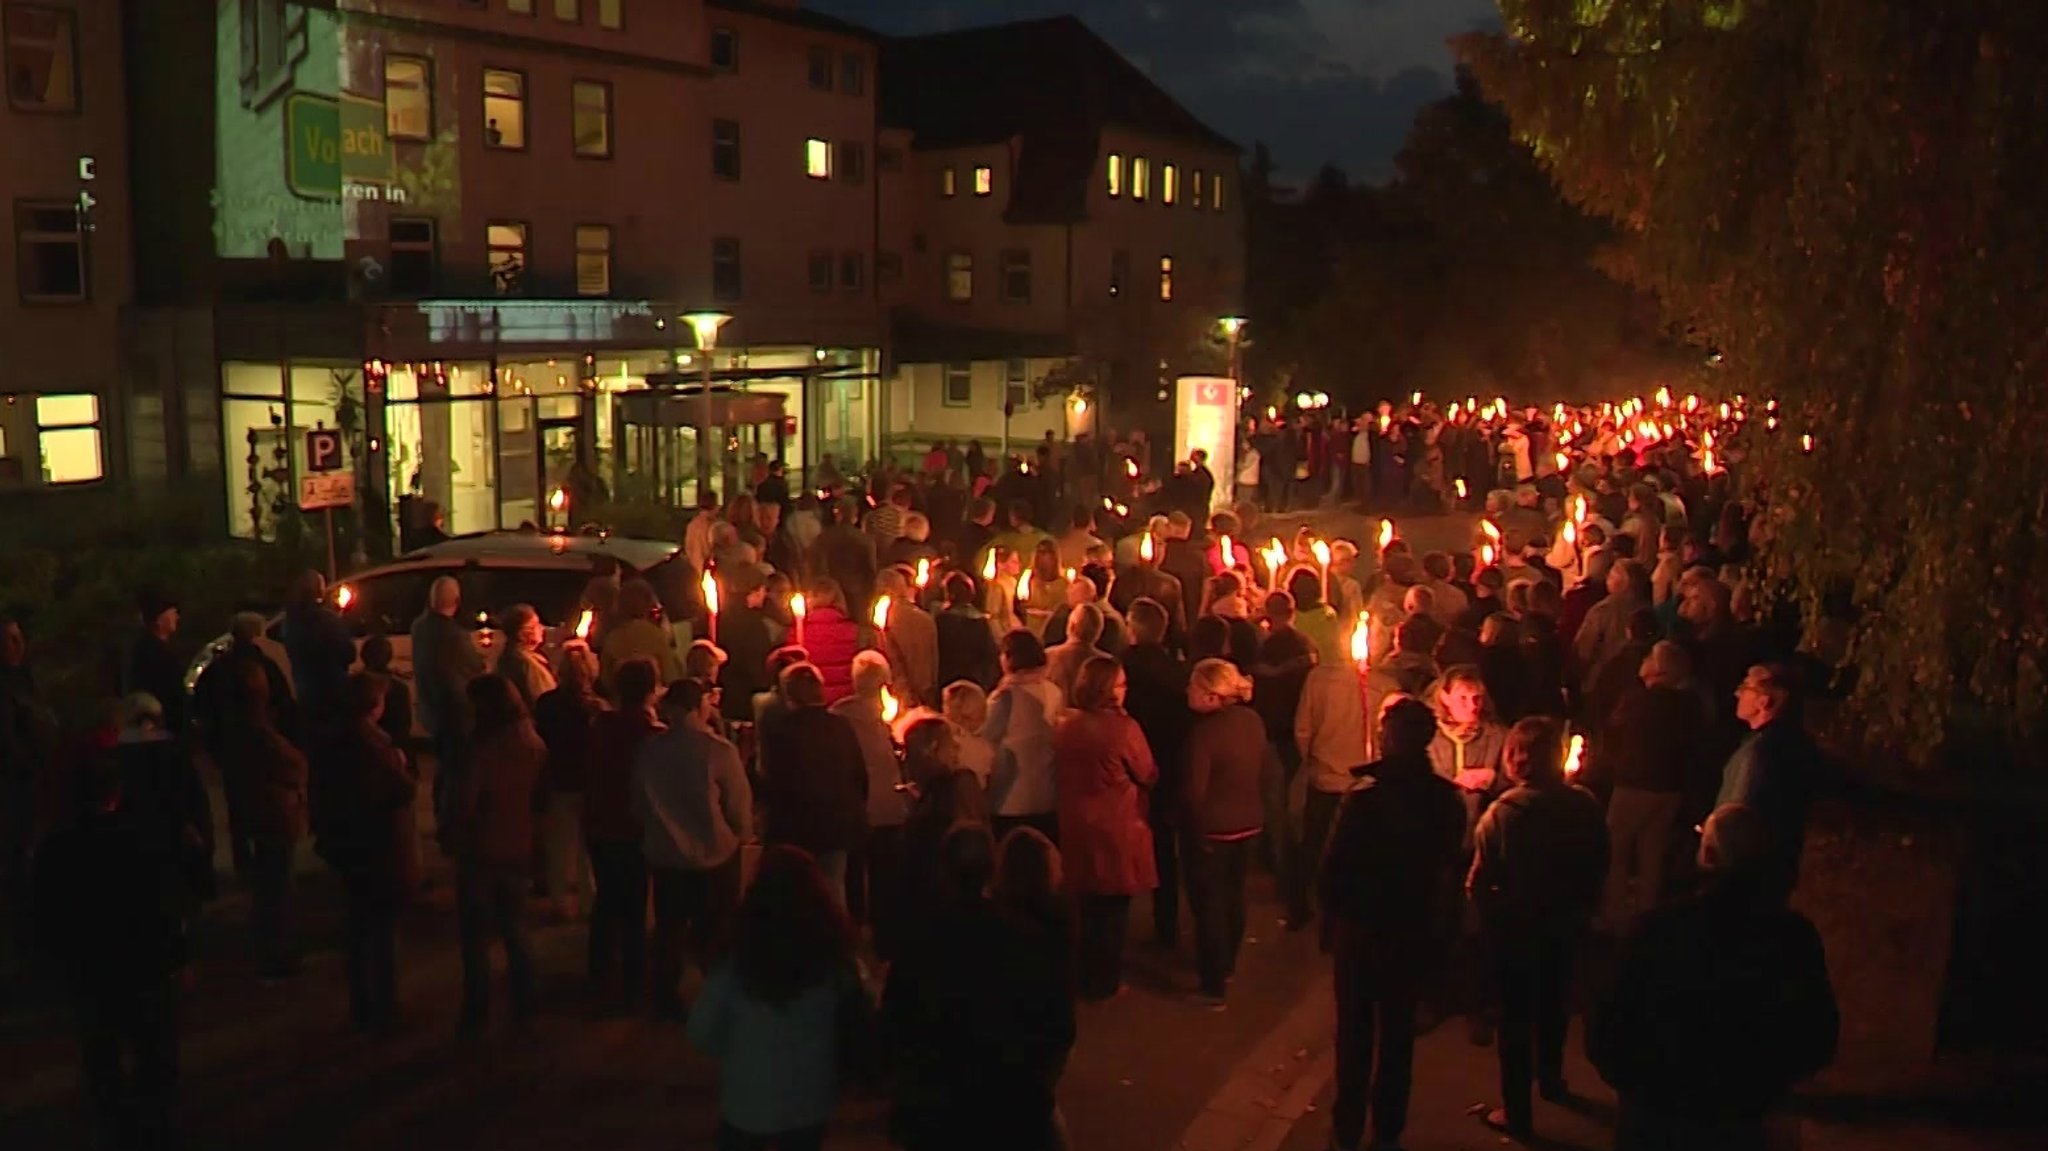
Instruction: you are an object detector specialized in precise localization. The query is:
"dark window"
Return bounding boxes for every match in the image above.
[711,118,741,180]
[876,252,902,283]
[15,201,85,302]
[1109,249,1128,300]
[840,52,864,95]
[387,217,437,295]
[712,236,741,300]
[1000,249,1030,303]
[5,3,76,112]
[807,45,831,90]
[807,248,833,294]
[709,26,737,72]
[839,251,863,292]
[942,363,971,407]
[837,140,865,185]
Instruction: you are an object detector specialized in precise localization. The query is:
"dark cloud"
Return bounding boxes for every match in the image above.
[812,0,1500,183]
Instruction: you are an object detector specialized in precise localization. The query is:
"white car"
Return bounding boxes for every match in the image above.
[184,531,689,726]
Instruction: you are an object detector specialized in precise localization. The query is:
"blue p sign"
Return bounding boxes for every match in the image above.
[305,428,345,473]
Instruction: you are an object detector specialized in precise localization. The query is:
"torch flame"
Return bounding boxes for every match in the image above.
[790,593,807,621]
[1378,519,1396,551]
[1655,386,1672,409]
[1571,494,1588,525]
[1480,543,1497,567]
[1564,733,1585,778]
[872,595,892,631]
[547,487,567,513]
[1017,569,1033,602]
[1218,535,1235,572]
[1125,458,1139,478]
[982,550,997,581]
[1455,478,1468,499]
[701,570,719,617]
[914,558,931,589]
[1562,520,1578,547]
[1801,434,1814,453]
[880,686,901,725]
[1310,539,1331,570]
[1481,519,1502,543]
[1554,451,1570,473]
[1377,413,1390,434]
[575,608,594,641]
[1410,390,1422,406]
[334,584,355,611]
[1703,448,1721,474]
[1263,538,1287,577]
[1350,611,1372,664]
[1140,534,1155,563]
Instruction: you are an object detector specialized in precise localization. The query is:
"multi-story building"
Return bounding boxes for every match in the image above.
[0,0,135,495]
[875,16,1245,460]
[123,0,884,546]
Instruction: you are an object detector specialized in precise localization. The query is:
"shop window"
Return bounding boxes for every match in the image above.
[572,80,611,158]
[712,236,741,300]
[710,26,736,72]
[837,141,864,184]
[483,68,525,149]
[942,363,971,407]
[1158,255,1174,302]
[944,252,972,302]
[807,45,831,90]
[6,3,77,112]
[839,251,863,293]
[711,118,740,180]
[974,166,993,197]
[15,201,86,302]
[1000,249,1030,303]
[487,221,527,294]
[805,137,830,179]
[575,224,611,296]
[807,248,833,294]
[33,392,102,484]
[384,55,431,141]
[388,217,437,295]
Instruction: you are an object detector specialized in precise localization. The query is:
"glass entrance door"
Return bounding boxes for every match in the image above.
[498,395,539,528]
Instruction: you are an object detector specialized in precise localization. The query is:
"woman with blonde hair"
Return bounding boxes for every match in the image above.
[1053,656,1157,999]
[1180,658,1275,1007]
[940,680,997,785]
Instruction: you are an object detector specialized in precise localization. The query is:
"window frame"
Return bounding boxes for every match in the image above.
[1131,156,1149,201]
[1106,153,1122,199]
[1192,168,1205,209]
[14,199,87,304]
[485,219,530,296]
[553,0,580,23]
[574,223,612,297]
[941,363,972,408]
[999,248,1031,304]
[709,26,738,72]
[1004,360,1029,410]
[840,52,864,96]
[804,137,832,180]
[939,167,957,198]
[1162,163,1178,206]
[806,45,832,90]
[807,248,833,295]
[838,250,863,293]
[711,117,741,181]
[481,66,528,151]
[711,235,742,301]
[973,165,993,197]
[837,140,865,185]
[383,53,433,143]
[508,0,534,13]
[4,3,80,114]
[597,0,622,30]
[31,391,105,486]
[387,215,438,296]
[1212,172,1225,212]
[571,78,613,159]
[944,251,973,303]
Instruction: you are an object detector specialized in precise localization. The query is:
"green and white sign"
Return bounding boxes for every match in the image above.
[285,92,394,201]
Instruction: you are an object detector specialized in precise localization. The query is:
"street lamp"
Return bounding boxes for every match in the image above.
[684,311,731,505]
[1219,315,1248,475]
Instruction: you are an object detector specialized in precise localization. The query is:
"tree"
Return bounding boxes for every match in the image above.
[1460,1,2048,762]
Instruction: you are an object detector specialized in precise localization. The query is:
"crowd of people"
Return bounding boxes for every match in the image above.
[0,396,1843,1151]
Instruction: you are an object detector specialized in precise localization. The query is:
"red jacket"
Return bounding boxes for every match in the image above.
[803,606,864,705]
[1053,709,1158,896]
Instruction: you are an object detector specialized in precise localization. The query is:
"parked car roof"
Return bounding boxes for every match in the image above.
[396,530,679,571]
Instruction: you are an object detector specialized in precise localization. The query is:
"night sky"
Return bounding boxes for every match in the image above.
[810,0,1503,184]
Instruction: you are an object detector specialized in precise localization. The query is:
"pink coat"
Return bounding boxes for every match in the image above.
[1053,709,1159,896]
[803,606,863,705]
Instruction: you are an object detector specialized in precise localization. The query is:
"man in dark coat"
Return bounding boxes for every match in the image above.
[755,663,867,905]
[1318,698,1468,1151]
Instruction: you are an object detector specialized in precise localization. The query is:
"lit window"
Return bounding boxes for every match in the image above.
[1131,157,1149,201]
[1192,168,1205,208]
[942,363,972,407]
[1157,255,1173,302]
[15,202,85,303]
[508,0,533,12]
[598,0,622,29]
[1000,249,1030,303]
[34,393,103,484]
[711,118,741,180]
[572,80,611,157]
[384,56,432,141]
[805,137,831,179]
[940,167,957,198]
[973,166,993,196]
[710,27,737,71]
[712,236,742,300]
[5,4,77,112]
[1162,164,1177,205]
[1106,153,1122,198]
[574,225,612,295]
[1212,172,1225,211]
[554,0,579,21]
[388,217,437,295]
[482,68,526,149]
[945,252,973,302]
[486,221,528,294]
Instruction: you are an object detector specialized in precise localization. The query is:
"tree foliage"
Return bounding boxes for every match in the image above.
[1245,70,1676,410]
[1460,0,2048,762]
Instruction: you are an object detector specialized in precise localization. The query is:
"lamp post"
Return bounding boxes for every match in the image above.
[1219,315,1247,482]
[684,311,732,506]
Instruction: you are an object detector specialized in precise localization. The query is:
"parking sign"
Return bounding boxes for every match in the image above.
[305,428,345,473]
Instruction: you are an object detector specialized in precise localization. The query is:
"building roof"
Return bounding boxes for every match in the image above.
[880,16,1239,224]
[891,317,1076,365]
[706,0,877,42]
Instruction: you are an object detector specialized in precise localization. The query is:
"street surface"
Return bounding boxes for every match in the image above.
[3,513,2038,1150]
